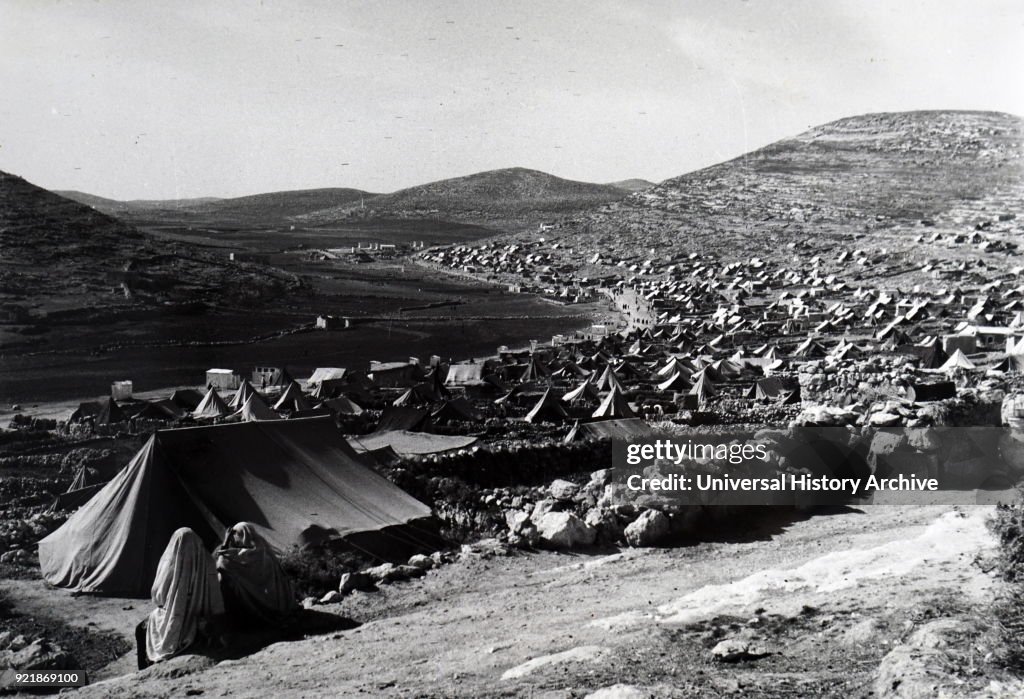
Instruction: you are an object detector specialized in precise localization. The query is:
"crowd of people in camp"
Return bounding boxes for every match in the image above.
[136,523,296,670]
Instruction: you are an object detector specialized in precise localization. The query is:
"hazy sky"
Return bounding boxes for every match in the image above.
[2,0,1022,199]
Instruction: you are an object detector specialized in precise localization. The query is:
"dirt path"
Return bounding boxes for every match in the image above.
[49,504,998,697]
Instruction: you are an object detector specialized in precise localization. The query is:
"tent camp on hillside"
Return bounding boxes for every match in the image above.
[38,418,438,597]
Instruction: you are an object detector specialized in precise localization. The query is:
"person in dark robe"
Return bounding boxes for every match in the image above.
[215,522,297,628]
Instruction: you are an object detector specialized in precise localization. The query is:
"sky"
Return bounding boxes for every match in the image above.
[1,0,1022,200]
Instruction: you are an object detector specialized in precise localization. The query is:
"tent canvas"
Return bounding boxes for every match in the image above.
[38,418,436,596]
[192,388,231,419]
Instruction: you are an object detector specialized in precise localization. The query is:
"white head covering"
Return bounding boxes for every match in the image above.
[146,528,224,663]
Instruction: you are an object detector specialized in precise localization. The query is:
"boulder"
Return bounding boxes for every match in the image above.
[338,571,375,594]
[363,563,399,584]
[870,412,902,427]
[319,590,343,604]
[710,638,770,662]
[584,507,624,543]
[505,510,531,535]
[530,498,558,524]
[407,554,435,571]
[548,479,579,501]
[536,512,596,549]
[624,509,670,547]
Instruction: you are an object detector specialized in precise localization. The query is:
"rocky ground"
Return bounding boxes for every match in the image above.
[0,503,1006,698]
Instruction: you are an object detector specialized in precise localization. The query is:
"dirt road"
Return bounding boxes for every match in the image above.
[27,503,996,697]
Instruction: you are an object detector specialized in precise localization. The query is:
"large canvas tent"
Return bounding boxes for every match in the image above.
[38,418,437,596]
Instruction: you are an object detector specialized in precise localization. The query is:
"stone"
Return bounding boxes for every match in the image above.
[710,638,770,662]
[588,469,614,487]
[584,684,651,699]
[624,509,670,548]
[395,564,426,579]
[338,571,375,594]
[536,512,596,549]
[505,510,531,535]
[407,554,435,571]
[319,590,343,604]
[549,479,579,501]
[363,562,398,583]
[870,412,902,427]
[530,498,558,524]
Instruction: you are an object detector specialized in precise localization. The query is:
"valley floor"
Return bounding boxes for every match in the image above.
[6,503,1010,697]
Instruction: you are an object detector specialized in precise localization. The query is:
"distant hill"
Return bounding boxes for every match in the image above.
[59,187,375,226]
[532,111,1024,264]
[1,172,291,318]
[60,168,631,233]
[606,178,655,192]
[298,167,630,231]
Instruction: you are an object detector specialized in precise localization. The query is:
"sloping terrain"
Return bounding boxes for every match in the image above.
[296,167,631,231]
[0,171,291,319]
[606,178,655,192]
[59,187,376,227]
[57,505,1006,697]
[531,111,1024,265]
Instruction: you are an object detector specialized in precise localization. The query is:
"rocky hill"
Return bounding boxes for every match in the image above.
[531,111,1024,266]
[296,167,631,231]
[0,172,291,320]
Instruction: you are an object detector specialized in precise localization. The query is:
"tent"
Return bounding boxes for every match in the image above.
[752,377,800,402]
[562,379,600,404]
[431,398,483,424]
[349,430,477,458]
[518,356,551,383]
[591,385,636,419]
[524,388,569,424]
[657,371,691,392]
[905,381,956,402]
[319,395,364,416]
[940,349,976,371]
[38,418,437,596]
[273,381,312,412]
[594,365,624,392]
[236,393,281,421]
[133,399,185,422]
[228,379,261,410]
[375,407,432,433]
[168,389,204,412]
[95,397,127,426]
[69,401,102,423]
[192,388,231,420]
[579,418,655,440]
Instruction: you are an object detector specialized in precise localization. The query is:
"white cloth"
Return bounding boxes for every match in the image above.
[145,528,224,663]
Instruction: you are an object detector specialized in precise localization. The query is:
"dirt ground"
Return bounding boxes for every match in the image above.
[2,503,1006,697]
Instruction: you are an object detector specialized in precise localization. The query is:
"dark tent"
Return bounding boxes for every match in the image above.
[95,397,127,425]
[375,407,432,433]
[896,343,949,369]
[133,399,185,422]
[431,398,483,424]
[319,396,364,415]
[38,418,437,596]
[392,384,436,408]
[994,355,1024,373]
[69,401,102,423]
[168,389,204,412]
[905,381,956,402]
